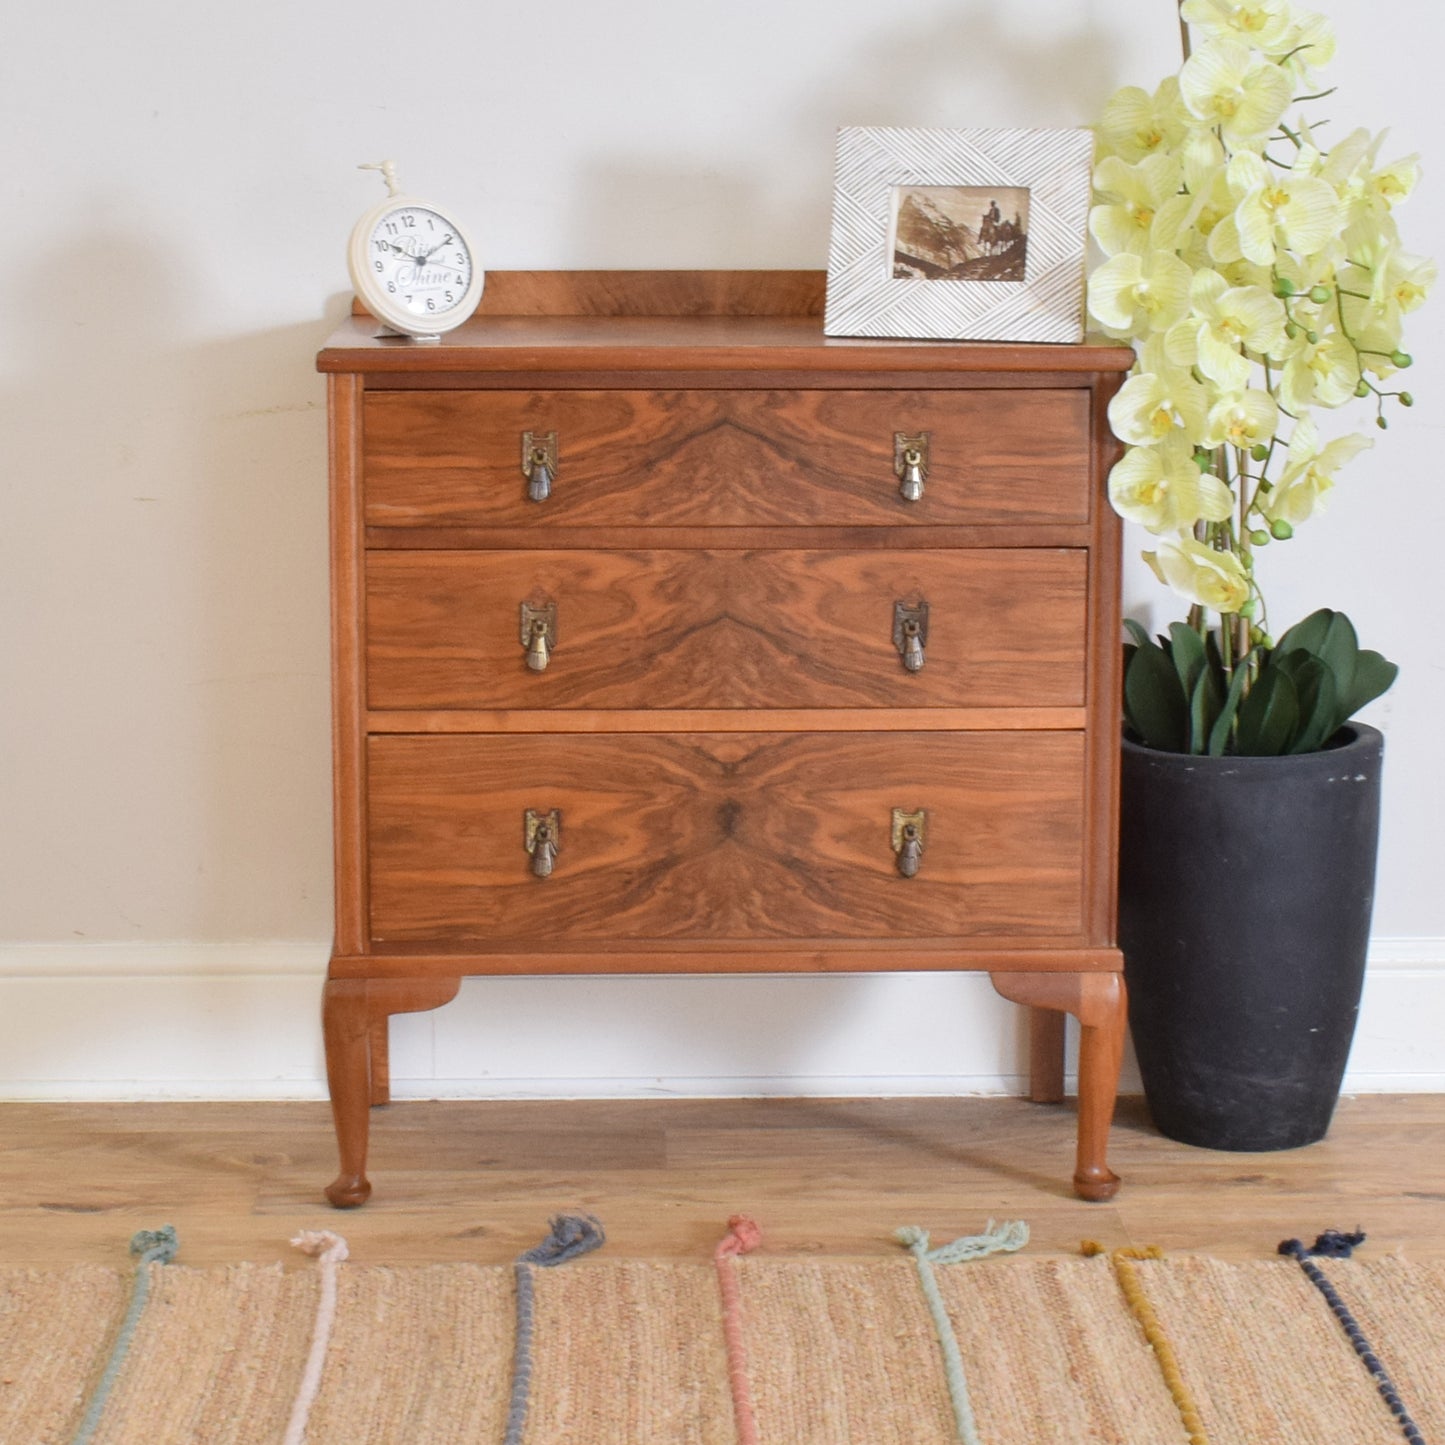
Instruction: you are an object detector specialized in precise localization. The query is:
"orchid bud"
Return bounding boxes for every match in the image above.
[1250,529,1271,546]
[1377,415,1389,429]
[1392,351,1413,368]
[1354,379,1371,397]
[1305,330,1320,345]
[1400,392,1414,406]
[1308,285,1332,304]
[1275,276,1297,297]
[1250,443,1270,462]
[1270,519,1294,540]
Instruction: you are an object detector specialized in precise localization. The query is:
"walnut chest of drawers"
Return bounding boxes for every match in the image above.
[316,270,1135,1207]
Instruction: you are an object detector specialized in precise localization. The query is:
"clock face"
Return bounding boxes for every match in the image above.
[364,205,474,322]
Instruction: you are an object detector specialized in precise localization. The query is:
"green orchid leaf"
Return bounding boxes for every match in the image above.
[1207,651,1258,756]
[1341,648,1399,720]
[1188,660,1223,755]
[1169,621,1209,702]
[1274,608,1335,658]
[1284,654,1341,753]
[1205,627,1225,677]
[1314,611,1359,706]
[1234,666,1300,756]
[1123,618,1153,651]
[1124,636,1188,750]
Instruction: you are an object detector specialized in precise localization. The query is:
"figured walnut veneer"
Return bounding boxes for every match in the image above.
[319,271,1135,1209]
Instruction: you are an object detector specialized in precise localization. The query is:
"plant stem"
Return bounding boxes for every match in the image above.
[1178,1,1191,63]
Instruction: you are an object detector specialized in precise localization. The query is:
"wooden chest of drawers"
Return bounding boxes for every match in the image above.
[317,270,1135,1207]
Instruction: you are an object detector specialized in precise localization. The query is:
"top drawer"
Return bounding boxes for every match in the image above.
[362,389,1092,529]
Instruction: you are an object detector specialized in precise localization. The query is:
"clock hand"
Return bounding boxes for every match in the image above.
[416,233,455,263]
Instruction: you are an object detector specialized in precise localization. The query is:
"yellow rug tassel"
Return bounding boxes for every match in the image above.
[1083,1242,1209,1445]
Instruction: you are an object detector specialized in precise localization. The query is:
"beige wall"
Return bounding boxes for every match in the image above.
[2,0,1441,1093]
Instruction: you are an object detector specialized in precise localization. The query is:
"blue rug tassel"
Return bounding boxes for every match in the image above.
[504,1214,606,1445]
[1278,1230,1426,1445]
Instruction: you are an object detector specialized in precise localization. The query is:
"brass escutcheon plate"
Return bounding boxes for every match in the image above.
[890,807,927,854]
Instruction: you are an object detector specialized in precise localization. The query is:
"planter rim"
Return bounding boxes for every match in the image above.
[1121,721,1382,767]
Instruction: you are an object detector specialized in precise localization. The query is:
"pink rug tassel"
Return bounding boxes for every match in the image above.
[282,1230,349,1445]
[714,1215,764,1445]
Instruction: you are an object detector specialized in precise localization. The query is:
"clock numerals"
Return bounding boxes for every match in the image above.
[354,198,480,334]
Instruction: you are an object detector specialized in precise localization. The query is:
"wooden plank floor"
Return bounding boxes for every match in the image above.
[2,1095,1442,1267]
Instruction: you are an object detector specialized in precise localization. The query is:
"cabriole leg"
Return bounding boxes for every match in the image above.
[990,970,1127,1202]
[322,978,373,1208]
[322,974,464,1209]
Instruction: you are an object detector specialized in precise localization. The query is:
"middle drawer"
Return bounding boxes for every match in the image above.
[366,548,1088,711]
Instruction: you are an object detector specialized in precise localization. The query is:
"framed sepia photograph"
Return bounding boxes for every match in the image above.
[824,127,1094,343]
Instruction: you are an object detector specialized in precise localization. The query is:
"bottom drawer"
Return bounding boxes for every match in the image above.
[366,732,1086,944]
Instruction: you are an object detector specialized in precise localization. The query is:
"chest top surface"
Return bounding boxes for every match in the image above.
[317,269,1135,380]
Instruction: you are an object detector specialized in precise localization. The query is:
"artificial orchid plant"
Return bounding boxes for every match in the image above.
[1089,0,1431,754]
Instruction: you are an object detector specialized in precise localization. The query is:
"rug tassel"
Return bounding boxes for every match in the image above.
[1085,1243,1208,1445]
[504,1214,606,1445]
[714,1215,764,1445]
[1279,1230,1426,1445]
[68,1226,179,1445]
[281,1230,350,1445]
[896,1220,1028,1445]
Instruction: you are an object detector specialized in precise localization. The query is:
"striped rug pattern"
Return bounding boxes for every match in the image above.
[2,1229,1442,1444]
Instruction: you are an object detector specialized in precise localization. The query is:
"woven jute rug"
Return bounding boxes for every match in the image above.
[4,1220,1443,1444]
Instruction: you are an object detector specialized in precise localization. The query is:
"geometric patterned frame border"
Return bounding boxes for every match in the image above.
[823,126,1094,343]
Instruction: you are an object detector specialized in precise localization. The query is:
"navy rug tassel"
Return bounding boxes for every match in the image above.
[1278,1230,1427,1445]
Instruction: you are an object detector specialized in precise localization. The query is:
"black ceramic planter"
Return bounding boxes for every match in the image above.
[1117,724,1383,1151]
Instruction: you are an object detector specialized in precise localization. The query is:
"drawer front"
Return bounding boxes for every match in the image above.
[366,732,1086,943]
[363,389,1092,528]
[367,549,1087,710]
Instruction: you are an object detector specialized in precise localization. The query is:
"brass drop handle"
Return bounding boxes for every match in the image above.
[893,600,929,674]
[891,808,926,879]
[894,431,929,503]
[520,600,557,672]
[522,430,558,503]
[525,809,561,878]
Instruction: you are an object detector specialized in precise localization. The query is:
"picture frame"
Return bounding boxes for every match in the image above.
[823,126,1095,344]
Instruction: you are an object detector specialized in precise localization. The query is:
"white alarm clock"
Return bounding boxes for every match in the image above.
[346,161,485,340]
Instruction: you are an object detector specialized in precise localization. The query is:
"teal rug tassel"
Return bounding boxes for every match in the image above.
[895,1220,1029,1445]
[69,1226,179,1445]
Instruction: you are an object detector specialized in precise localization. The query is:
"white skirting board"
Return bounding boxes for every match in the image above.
[0,941,1441,1100]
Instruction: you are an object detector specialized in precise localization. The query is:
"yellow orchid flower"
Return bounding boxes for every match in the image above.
[1371,248,1437,326]
[1202,388,1279,451]
[1262,417,1374,525]
[1275,9,1336,81]
[1180,0,1299,52]
[1088,249,1195,337]
[1278,331,1360,412]
[1179,39,1292,147]
[1090,153,1183,257]
[1165,268,1286,390]
[1144,538,1252,613]
[1326,246,1430,371]
[1097,77,1189,163]
[1108,434,1234,534]
[1223,152,1341,267]
[1368,154,1421,212]
[1108,365,1211,446]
